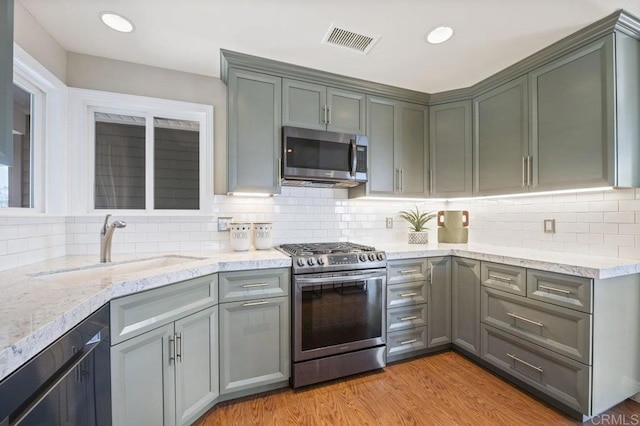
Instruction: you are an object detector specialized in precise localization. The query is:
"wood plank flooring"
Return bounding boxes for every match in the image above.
[195,351,639,425]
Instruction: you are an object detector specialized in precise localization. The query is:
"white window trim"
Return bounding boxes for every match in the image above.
[68,88,214,216]
[0,44,67,216]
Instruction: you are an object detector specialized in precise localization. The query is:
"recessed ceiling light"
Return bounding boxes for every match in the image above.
[99,12,135,33]
[426,26,453,44]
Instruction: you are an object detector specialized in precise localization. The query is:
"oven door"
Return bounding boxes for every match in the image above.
[293,269,386,362]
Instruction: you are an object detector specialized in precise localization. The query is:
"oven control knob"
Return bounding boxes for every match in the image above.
[377,253,385,261]
[297,258,306,267]
[368,253,376,261]
[359,253,367,262]
[307,257,316,266]
[317,257,325,265]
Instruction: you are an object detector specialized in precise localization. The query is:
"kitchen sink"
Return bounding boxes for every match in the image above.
[31,255,206,283]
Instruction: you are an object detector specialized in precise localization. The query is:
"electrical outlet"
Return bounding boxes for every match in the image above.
[543,219,555,234]
[217,217,233,231]
[386,217,393,229]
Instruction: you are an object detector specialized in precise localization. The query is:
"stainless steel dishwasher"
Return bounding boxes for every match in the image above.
[0,304,111,426]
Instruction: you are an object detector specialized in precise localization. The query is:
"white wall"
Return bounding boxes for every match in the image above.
[0,216,66,270]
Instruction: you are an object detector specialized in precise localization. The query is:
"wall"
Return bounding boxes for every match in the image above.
[0,216,66,270]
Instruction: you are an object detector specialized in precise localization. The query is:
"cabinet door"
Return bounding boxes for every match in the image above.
[427,257,452,347]
[327,87,366,134]
[430,101,472,197]
[398,102,428,197]
[366,96,399,195]
[219,296,289,395]
[0,0,13,166]
[175,306,218,426]
[111,324,176,426]
[529,35,615,191]
[228,68,282,194]
[283,79,326,130]
[452,257,481,355]
[473,76,529,196]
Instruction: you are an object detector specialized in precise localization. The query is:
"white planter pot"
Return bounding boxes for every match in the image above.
[229,223,252,251]
[408,231,428,244]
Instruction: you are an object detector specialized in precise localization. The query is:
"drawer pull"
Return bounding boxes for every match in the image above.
[242,283,270,288]
[400,292,418,298]
[242,300,270,307]
[538,285,571,295]
[399,315,418,322]
[400,339,417,345]
[507,312,543,327]
[399,269,418,274]
[506,353,543,373]
[488,273,513,283]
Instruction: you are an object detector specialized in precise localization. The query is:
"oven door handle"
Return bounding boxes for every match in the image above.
[296,272,386,286]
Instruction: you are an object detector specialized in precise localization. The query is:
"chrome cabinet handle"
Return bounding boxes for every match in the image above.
[242,300,270,307]
[400,316,418,321]
[400,339,417,345]
[176,332,183,362]
[429,169,433,195]
[169,335,176,364]
[488,273,513,283]
[400,292,418,297]
[242,283,269,288]
[507,353,543,373]
[538,285,571,295]
[527,156,532,186]
[507,312,543,327]
[429,265,434,282]
[277,157,282,187]
[522,156,527,186]
[395,168,399,192]
[400,169,404,192]
[327,106,331,124]
[323,105,327,124]
[399,269,417,274]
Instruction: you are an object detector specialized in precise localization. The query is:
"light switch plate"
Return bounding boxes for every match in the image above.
[543,219,555,234]
[217,217,233,231]
[386,217,393,229]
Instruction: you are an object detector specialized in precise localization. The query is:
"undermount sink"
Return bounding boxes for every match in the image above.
[31,255,206,283]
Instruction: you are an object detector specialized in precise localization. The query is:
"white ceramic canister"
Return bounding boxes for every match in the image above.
[253,222,273,250]
[229,222,252,251]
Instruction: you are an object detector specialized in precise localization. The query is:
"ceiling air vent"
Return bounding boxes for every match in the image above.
[322,24,380,54]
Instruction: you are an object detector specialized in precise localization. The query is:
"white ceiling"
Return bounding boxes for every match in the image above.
[18,0,640,93]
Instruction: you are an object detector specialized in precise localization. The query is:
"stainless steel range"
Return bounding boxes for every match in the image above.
[278,242,387,388]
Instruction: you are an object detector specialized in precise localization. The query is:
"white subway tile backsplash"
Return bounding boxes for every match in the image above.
[588,201,618,212]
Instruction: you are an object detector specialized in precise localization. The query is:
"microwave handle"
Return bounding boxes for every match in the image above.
[350,139,357,177]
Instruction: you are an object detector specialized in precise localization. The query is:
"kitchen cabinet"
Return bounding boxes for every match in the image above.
[283,79,366,134]
[427,257,452,347]
[429,101,472,198]
[351,96,427,198]
[451,257,481,355]
[0,0,13,166]
[110,275,219,426]
[218,268,290,396]
[473,76,528,196]
[227,68,282,194]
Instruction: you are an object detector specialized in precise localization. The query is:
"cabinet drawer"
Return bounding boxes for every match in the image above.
[527,270,592,313]
[387,281,428,308]
[388,259,428,285]
[387,303,428,333]
[481,287,592,364]
[481,262,526,296]
[219,268,290,302]
[481,324,591,415]
[387,326,428,358]
[111,274,218,345]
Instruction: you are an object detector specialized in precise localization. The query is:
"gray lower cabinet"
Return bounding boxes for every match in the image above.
[473,76,528,196]
[219,296,289,394]
[427,257,451,347]
[451,257,481,355]
[227,68,282,194]
[282,79,366,134]
[429,101,472,198]
[0,0,13,167]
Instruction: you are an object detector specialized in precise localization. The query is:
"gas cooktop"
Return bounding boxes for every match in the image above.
[278,242,376,256]
[277,242,386,274]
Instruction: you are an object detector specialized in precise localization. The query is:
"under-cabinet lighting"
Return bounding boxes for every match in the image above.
[99,12,135,33]
[361,196,448,202]
[425,26,454,44]
[450,186,615,201]
[228,192,274,197]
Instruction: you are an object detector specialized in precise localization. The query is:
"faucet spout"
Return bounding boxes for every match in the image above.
[100,215,127,263]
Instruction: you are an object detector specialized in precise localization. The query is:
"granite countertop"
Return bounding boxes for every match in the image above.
[3,243,640,382]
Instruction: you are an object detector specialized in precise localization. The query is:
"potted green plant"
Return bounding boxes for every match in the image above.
[399,206,436,244]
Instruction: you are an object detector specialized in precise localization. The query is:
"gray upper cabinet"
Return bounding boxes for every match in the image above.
[529,34,615,192]
[427,257,452,347]
[0,0,13,167]
[473,76,529,196]
[227,68,282,194]
[352,96,427,198]
[283,79,366,134]
[452,257,481,355]
[430,101,472,198]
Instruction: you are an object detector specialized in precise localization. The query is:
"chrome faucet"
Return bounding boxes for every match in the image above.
[100,214,127,263]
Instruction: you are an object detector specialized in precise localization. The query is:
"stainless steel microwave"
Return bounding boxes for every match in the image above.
[281,126,368,188]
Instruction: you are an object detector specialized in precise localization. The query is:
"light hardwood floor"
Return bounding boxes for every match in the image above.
[196,351,639,425]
